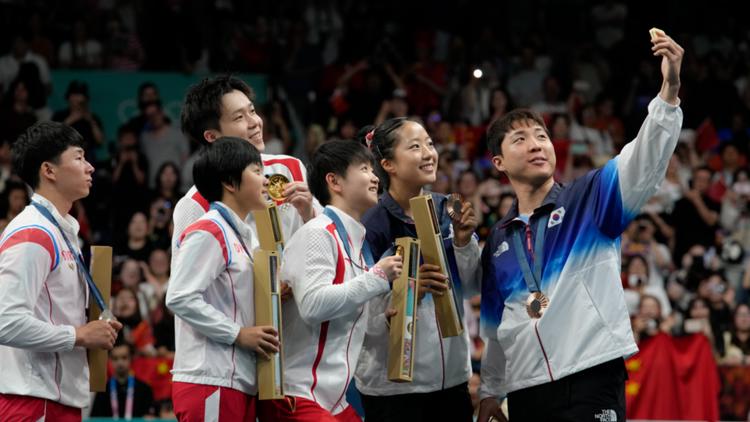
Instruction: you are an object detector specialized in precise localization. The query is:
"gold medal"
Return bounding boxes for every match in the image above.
[447,193,463,220]
[526,292,550,319]
[267,174,290,201]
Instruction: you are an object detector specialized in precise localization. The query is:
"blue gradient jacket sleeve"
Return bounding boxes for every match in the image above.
[480,231,504,340]
[593,96,683,238]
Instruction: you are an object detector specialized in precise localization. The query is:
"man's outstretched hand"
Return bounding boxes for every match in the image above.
[652,29,684,105]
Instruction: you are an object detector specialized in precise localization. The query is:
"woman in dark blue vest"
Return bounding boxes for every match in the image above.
[353,117,482,422]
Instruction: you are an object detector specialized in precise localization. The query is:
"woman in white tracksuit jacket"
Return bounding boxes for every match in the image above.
[167,137,279,421]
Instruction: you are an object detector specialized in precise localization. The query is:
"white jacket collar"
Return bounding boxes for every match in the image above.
[213,201,254,243]
[31,193,80,240]
[326,205,366,255]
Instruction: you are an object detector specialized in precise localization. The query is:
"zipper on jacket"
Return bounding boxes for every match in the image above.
[534,321,554,381]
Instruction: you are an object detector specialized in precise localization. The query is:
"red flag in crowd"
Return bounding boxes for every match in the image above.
[132,356,174,402]
[626,333,720,421]
[695,118,720,153]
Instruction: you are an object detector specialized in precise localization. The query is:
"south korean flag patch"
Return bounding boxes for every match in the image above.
[548,207,565,228]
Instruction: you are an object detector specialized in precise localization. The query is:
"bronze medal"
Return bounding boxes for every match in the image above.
[447,193,463,220]
[267,174,290,201]
[526,292,550,319]
[395,245,405,257]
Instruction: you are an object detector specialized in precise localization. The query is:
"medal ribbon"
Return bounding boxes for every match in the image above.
[32,202,109,314]
[323,207,375,269]
[109,375,135,419]
[509,214,548,293]
[210,203,253,261]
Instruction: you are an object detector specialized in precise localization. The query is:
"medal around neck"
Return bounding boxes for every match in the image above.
[526,292,550,319]
[267,174,289,202]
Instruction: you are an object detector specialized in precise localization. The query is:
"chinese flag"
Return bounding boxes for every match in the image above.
[626,333,720,421]
[132,356,174,401]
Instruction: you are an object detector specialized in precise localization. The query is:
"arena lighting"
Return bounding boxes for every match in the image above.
[473,68,483,79]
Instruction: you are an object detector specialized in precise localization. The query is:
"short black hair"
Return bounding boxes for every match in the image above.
[193,136,262,203]
[486,109,549,156]
[181,75,255,145]
[309,140,375,206]
[112,335,134,356]
[12,121,85,189]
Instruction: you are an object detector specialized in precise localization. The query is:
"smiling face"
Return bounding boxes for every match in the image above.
[492,120,556,187]
[382,121,438,190]
[337,160,380,213]
[230,163,268,213]
[212,90,264,151]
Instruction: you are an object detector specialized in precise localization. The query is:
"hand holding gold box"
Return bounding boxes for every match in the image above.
[388,237,420,382]
[253,249,285,400]
[410,195,464,338]
[88,245,113,392]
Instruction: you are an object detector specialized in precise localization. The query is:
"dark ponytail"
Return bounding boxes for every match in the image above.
[356,117,417,192]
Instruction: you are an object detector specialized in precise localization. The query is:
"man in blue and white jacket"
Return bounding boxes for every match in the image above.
[477,32,685,421]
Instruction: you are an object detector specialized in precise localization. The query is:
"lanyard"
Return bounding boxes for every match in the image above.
[109,375,134,420]
[31,202,110,315]
[323,207,374,268]
[210,203,252,261]
[509,214,548,293]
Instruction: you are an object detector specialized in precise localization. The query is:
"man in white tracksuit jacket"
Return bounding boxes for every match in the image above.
[0,122,121,421]
[173,74,320,259]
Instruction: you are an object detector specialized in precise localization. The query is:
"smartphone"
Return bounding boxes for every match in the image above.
[684,318,704,334]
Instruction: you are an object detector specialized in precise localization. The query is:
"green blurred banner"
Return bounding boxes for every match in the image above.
[49,70,267,157]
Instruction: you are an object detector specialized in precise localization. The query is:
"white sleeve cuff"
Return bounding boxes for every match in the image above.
[63,325,77,351]
[225,322,242,346]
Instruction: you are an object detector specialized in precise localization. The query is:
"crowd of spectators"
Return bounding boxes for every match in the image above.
[1,0,749,418]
